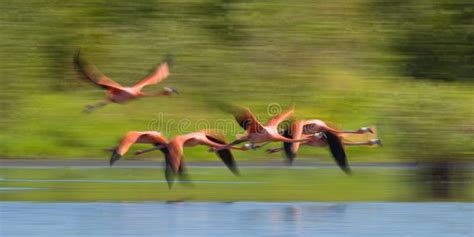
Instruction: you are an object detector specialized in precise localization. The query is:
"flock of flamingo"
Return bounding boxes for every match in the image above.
[74,51,382,188]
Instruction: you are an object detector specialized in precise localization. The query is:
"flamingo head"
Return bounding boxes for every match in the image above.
[312,132,326,139]
[369,139,383,146]
[163,87,179,94]
[242,143,254,150]
[359,127,373,133]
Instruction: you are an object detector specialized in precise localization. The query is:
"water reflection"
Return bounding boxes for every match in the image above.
[240,203,348,236]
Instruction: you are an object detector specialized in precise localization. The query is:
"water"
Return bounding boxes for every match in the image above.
[1,202,472,237]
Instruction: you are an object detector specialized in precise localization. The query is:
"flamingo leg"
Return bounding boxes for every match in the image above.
[266,147,283,153]
[83,100,109,113]
[135,144,166,155]
[279,137,310,144]
[344,139,382,147]
[212,139,247,151]
[142,91,167,97]
[252,142,272,150]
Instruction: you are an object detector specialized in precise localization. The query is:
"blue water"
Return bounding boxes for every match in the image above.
[0,202,472,237]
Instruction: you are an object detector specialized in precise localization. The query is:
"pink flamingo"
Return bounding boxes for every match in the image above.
[213,106,308,151]
[134,130,246,188]
[266,120,382,173]
[74,50,178,113]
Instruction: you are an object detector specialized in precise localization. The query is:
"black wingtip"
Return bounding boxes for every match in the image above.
[163,54,175,68]
[324,132,350,174]
[215,149,240,176]
[284,157,294,166]
[74,47,85,63]
[109,151,121,166]
[165,163,175,189]
[73,49,81,68]
[230,166,241,177]
[282,129,297,162]
[177,164,194,187]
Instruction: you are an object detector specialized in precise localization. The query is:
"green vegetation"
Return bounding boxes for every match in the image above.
[0,167,472,202]
[0,0,472,163]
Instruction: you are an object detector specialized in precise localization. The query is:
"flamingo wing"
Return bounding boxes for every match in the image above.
[116,132,167,154]
[282,121,304,163]
[167,138,186,173]
[325,132,350,174]
[145,132,169,145]
[132,62,170,91]
[115,132,144,156]
[74,50,124,90]
[110,132,142,165]
[266,106,295,126]
[204,131,239,175]
[282,129,295,162]
[164,138,187,188]
[232,107,265,134]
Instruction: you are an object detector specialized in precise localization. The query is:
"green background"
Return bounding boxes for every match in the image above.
[0,0,472,163]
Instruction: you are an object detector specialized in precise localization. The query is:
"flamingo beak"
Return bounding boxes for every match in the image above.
[313,132,325,139]
[170,87,179,94]
[164,87,179,95]
[110,151,122,166]
[361,127,373,133]
[243,144,253,150]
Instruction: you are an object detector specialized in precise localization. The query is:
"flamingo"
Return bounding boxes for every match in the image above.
[266,120,382,173]
[135,130,244,188]
[74,50,178,113]
[212,106,308,151]
[108,131,195,187]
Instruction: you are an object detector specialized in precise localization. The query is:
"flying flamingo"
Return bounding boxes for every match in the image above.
[212,106,308,151]
[135,130,244,188]
[74,50,178,113]
[266,120,382,173]
[108,131,194,186]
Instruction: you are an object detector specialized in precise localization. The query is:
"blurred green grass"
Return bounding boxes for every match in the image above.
[0,0,472,162]
[2,167,472,202]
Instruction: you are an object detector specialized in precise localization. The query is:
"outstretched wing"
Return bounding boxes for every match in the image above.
[132,62,170,91]
[116,131,167,156]
[159,136,189,189]
[205,131,239,176]
[73,50,124,90]
[167,139,185,174]
[115,132,143,156]
[160,146,176,189]
[282,129,295,162]
[325,132,350,174]
[282,121,304,163]
[232,107,265,134]
[266,106,294,127]
[110,131,142,165]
